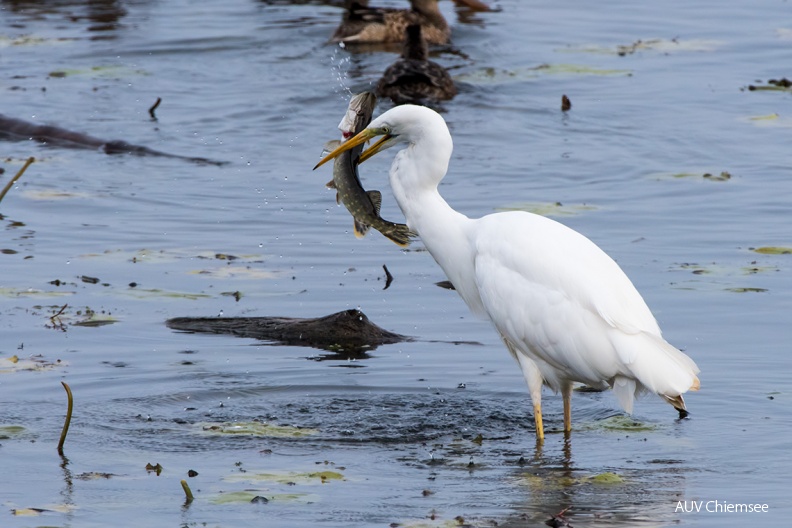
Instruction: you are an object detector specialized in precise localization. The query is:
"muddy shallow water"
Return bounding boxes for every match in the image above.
[2,0,792,526]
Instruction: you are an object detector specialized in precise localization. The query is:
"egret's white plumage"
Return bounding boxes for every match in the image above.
[315,104,700,440]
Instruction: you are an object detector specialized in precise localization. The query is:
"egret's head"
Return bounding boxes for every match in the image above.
[313,105,447,170]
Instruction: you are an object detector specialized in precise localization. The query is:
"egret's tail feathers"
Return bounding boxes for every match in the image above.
[612,331,700,409]
[612,375,637,414]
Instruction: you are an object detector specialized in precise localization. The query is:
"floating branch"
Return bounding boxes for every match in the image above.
[383,264,394,290]
[0,157,34,204]
[180,479,194,503]
[57,381,73,456]
[149,97,162,120]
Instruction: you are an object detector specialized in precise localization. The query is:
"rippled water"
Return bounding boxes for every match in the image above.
[2,0,791,526]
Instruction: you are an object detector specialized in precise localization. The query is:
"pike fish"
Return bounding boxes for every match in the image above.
[324,92,416,247]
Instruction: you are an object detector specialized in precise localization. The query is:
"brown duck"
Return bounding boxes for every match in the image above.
[332,0,450,45]
[376,24,457,105]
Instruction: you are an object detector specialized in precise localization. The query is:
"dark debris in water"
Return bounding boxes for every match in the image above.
[166,308,411,353]
[746,77,792,92]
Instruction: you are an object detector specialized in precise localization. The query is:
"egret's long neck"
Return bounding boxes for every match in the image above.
[388,138,483,313]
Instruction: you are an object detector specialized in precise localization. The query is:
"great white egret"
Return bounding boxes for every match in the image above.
[314,104,700,441]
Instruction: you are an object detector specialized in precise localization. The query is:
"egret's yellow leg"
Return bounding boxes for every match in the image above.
[533,402,544,441]
[562,382,573,433]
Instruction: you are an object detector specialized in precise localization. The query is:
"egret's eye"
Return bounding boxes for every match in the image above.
[381,126,391,135]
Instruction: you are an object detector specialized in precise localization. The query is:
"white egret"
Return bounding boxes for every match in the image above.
[314,104,700,441]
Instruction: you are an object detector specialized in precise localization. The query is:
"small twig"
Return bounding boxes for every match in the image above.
[383,264,394,290]
[58,382,73,456]
[180,479,194,503]
[51,303,68,320]
[0,157,34,204]
[149,97,162,120]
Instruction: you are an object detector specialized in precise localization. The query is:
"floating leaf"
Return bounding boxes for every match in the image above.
[743,114,792,128]
[752,246,792,255]
[47,65,149,79]
[225,470,344,485]
[122,288,212,300]
[562,38,722,56]
[189,266,278,280]
[0,355,64,373]
[20,189,94,200]
[0,425,26,439]
[210,491,318,504]
[198,421,319,438]
[496,201,598,217]
[454,63,630,84]
[0,287,74,299]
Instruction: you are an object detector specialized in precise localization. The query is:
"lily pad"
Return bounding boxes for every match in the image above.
[651,170,732,182]
[0,287,74,299]
[20,189,95,200]
[48,65,149,79]
[210,491,318,504]
[496,201,598,217]
[197,421,319,438]
[562,38,722,56]
[225,470,344,485]
[752,246,792,255]
[742,114,792,128]
[454,63,630,85]
[0,425,27,439]
[0,35,75,47]
[189,266,278,280]
[122,288,212,300]
[0,355,64,373]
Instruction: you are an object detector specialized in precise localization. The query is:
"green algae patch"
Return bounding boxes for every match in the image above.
[197,421,319,438]
[581,415,658,432]
[752,246,792,255]
[588,472,625,484]
[496,201,599,217]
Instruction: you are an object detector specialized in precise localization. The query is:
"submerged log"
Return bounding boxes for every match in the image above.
[166,309,409,352]
[0,113,226,166]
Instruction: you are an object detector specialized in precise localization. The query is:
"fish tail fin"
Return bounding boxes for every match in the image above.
[381,224,417,247]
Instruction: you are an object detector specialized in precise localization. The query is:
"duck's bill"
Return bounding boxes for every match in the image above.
[313,127,391,170]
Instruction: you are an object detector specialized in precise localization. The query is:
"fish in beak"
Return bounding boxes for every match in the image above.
[313,127,393,170]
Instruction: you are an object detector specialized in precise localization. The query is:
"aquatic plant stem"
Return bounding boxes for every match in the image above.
[58,381,73,456]
[181,480,194,503]
[0,157,34,204]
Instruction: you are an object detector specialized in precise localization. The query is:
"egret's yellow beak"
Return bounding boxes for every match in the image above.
[313,127,392,170]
